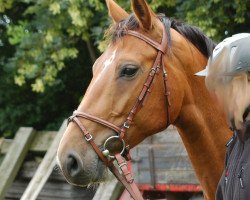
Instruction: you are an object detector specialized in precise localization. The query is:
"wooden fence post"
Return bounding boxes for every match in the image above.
[92,178,123,200]
[0,127,35,200]
[20,120,67,200]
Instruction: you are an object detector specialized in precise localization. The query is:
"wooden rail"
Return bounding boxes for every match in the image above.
[0,122,66,200]
[0,127,35,200]
[21,120,67,200]
[0,123,201,200]
[0,120,116,200]
[0,130,57,154]
[92,179,123,200]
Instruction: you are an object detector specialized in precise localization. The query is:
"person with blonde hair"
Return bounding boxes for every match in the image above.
[196,33,250,200]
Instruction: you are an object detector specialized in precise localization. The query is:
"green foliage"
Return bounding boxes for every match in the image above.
[173,0,250,41]
[0,0,13,13]
[0,40,92,137]
[3,0,104,92]
[0,0,249,137]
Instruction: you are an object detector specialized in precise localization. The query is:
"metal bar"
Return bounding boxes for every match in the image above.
[138,184,202,192]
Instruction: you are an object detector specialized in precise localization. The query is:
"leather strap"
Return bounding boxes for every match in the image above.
[162,57,171,125]
[127,25,168,53]
[72,111,121,133]
[109,162,143,200]
[70,115,142,200]
[69,116,111,166]
[114,154,143,200]
[68,114,143,200]
[120,51,164,139]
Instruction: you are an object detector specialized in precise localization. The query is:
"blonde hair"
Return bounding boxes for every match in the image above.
[206,71,250,129]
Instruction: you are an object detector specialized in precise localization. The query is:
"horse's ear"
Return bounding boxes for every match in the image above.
[106,0,129,23]
[131,0,155,30]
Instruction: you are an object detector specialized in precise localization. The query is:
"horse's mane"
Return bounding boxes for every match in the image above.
[108,14,216,58]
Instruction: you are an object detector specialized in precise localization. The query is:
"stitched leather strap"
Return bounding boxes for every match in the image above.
[114,154,143,200]
[127,25,168,53]
[68,115,143,199]
[126,24,170,126]
[69,116,111,166]
[109,162,143,200]
[72,111,121,133]
[120,51,164,139]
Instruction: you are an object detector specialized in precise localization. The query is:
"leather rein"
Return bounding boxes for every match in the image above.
[67,20,170,200]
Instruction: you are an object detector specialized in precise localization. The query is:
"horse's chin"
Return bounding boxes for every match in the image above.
[67,169,113,188]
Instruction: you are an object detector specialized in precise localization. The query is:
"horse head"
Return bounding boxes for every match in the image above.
[57,0,175,186]
[57,1,230,198]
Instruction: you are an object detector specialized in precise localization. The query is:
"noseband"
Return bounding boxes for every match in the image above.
[68,19,170,200]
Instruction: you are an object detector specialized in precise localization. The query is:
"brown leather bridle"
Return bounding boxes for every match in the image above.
[67,19,170,200]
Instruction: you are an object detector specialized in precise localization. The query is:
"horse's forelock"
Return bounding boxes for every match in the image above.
[107,14,139,42]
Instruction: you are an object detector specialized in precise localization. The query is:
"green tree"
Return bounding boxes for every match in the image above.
[0,0,249,137]
[3,0,104,92]
[0,0,96,136]
[174,0,250,41]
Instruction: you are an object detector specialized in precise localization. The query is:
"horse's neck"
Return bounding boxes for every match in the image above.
[167,38,232,199]
[175,101,231,198]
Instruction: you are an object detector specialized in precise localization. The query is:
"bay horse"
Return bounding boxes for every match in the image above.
[57,0,232,199]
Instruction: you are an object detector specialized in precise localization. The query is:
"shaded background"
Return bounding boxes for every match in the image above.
[0,0,249,137]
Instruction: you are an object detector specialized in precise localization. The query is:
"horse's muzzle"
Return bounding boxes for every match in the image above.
[58,150,102,186]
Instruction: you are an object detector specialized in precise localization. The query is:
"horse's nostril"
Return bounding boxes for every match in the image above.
[66,155,81,177]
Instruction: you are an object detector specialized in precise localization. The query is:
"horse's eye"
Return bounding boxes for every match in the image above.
[120,67,139,78]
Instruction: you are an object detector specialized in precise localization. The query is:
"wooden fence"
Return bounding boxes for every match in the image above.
[0,121,118,200]
[0,121,67,200]
[0,122,203,200]
[0,127,36,199]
